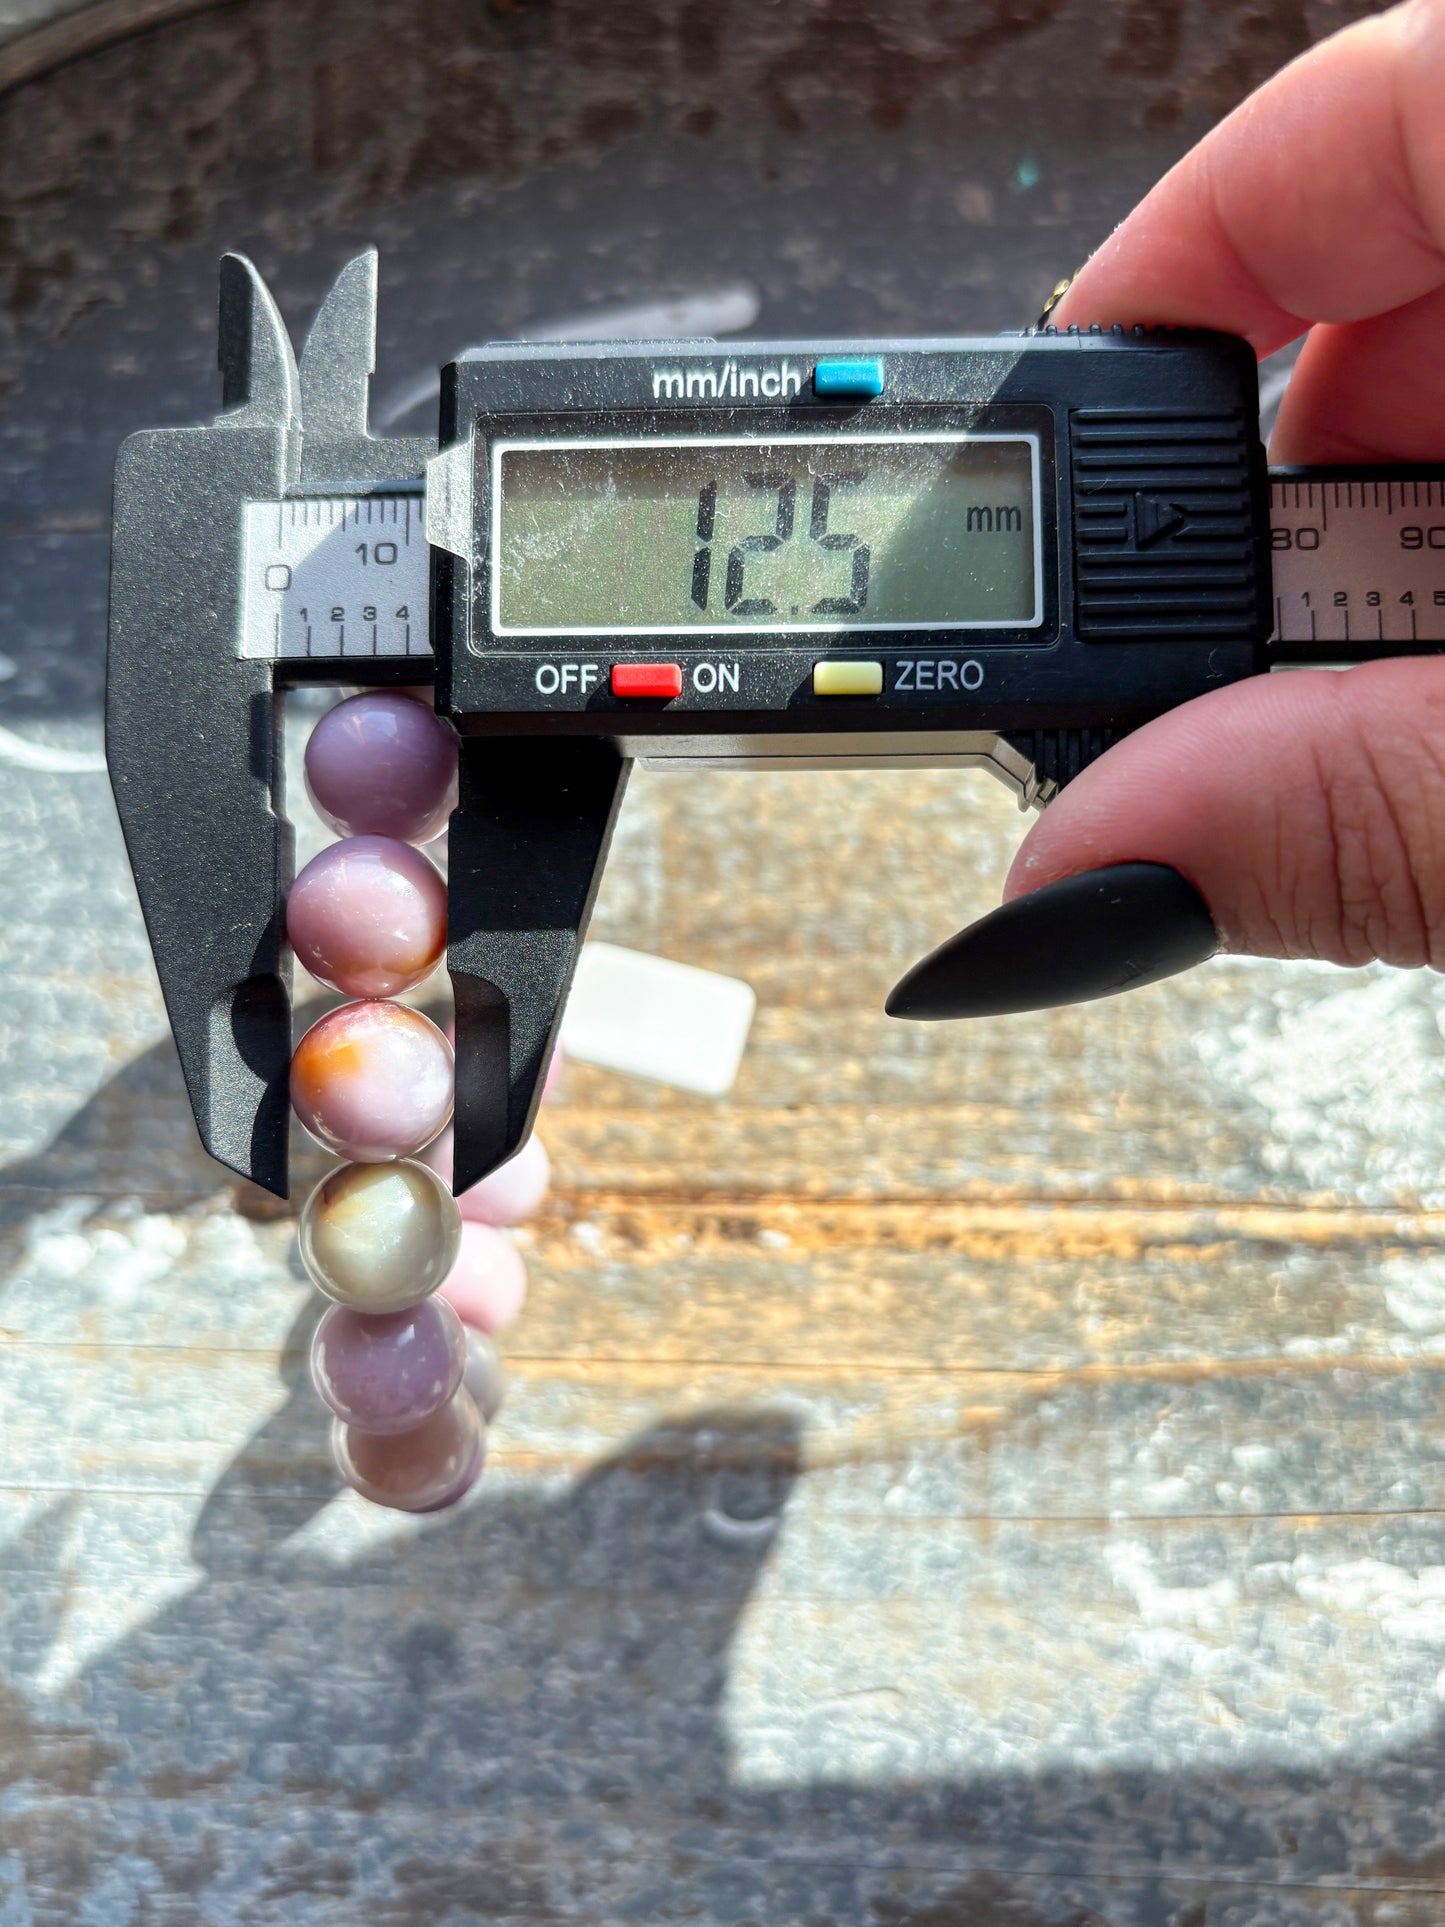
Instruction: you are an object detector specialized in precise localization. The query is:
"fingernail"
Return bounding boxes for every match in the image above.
[885,862,1218,1021]
[1034,273,1074,328]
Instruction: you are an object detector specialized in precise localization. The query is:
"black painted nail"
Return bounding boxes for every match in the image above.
[885,862,1218,1021]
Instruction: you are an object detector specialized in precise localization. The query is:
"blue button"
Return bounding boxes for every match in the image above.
[813,358,884,399]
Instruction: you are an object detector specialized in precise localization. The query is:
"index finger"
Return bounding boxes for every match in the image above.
[1053,0,1445,353]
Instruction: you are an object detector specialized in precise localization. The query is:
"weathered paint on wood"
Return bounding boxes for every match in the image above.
[3,1,1442,1921]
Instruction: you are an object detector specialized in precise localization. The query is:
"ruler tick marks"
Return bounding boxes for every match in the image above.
[240,493,430,663]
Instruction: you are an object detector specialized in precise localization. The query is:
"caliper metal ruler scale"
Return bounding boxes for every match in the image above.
[104,251,1445,1200]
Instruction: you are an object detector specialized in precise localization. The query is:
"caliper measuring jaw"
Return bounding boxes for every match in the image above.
[106,253,435,1198]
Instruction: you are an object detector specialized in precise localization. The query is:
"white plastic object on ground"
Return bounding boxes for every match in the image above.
[561,942,756,1096]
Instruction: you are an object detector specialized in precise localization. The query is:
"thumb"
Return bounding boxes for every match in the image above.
[887,658,1445,1020]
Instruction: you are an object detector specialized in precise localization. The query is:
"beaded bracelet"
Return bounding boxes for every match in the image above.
[283,688,550,1512]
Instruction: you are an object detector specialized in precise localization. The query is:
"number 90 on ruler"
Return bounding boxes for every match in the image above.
[1268,475,1445,649]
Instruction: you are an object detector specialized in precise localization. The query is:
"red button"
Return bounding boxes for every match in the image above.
[611,662,683,699]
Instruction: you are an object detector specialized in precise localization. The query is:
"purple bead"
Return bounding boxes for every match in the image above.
[333,1389,486,1512]
[305,692,458,846]
[311,1297,466,1434]
[287,836,446,998]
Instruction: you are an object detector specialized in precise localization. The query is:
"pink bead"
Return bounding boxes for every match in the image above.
[286,836,446,998]
[291,1002,453,1161]
[305,692,458,845]
[333,1389,485,1512]
[311,1297,465,1434]
[438,1221,528,1334]
[425,1128,551,1226]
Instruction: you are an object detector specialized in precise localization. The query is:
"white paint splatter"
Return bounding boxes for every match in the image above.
[1194,961,1445,1204]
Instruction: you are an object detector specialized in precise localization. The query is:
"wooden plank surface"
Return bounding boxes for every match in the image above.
[5,2,1444,1922]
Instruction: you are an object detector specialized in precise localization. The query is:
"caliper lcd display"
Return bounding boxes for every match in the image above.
[490,433,1042,636]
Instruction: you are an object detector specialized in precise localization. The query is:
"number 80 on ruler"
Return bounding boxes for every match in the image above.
[239,494,432,661]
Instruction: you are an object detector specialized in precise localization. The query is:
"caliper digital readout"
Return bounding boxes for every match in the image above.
[489,433,1042,635]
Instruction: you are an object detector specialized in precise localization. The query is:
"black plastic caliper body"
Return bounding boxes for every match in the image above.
[106,253,1440,1199]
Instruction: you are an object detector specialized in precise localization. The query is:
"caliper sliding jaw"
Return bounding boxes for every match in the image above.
[104,253,1160,1201]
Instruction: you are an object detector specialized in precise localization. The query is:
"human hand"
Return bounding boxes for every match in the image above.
[889,0,1445,1022]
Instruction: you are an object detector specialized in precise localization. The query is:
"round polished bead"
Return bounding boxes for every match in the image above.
[461,1327,505,1423]
[333,1388,485,1512]
[291,1002,453,1160]
[438,1220,528,1334]
[299,1159,461,1310]
[310,1296,466,1433]
[305,692,458,845]
[287,836,446,998]
[425,1127,550,1227]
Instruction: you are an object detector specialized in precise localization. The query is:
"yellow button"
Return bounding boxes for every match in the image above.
[813,660,883,697]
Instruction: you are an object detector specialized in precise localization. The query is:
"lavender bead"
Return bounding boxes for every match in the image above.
[305,692,458,846]
[311,1297,466,1434]
[287,836,446,998]
[291,1002,453,1161]
[461,1328,505,1423]
[299,1159,461,1311]
[333,1388,486,1512]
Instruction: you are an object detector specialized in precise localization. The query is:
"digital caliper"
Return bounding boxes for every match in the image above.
[105,251,1445,1198]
